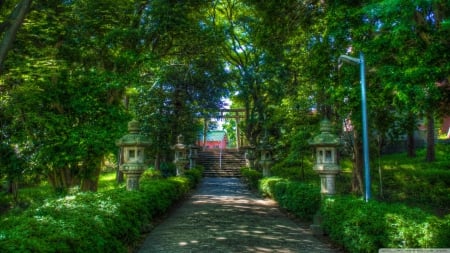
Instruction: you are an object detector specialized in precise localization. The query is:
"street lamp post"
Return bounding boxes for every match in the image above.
[339,52,371,201]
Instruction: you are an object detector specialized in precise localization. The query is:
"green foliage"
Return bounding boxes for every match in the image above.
[183,166,204,189]
[160,162,177,178]
[270,159,316,181]
[141,168,164,180]
[376,145,450,212]
[259,177,321,221]
[240,167,262,190]
[381,168,450,212]
[0,143,24,183]
[0,175,196,253]
[258,177,285,198]
[321,197,450,252]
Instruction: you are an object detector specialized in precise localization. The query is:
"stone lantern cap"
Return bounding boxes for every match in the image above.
[116,120,151,147]
[309,119,340,147]
[172,134,186,150]
[188,144,200,157]
[257,136,273,151]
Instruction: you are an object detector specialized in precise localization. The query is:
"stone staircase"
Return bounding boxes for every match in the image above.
[197,149,246,177]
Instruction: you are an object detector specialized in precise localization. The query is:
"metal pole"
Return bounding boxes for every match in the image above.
[359,52,371,202]
[338,52,371,202]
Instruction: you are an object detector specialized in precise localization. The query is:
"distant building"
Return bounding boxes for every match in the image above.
[198,130,228,149]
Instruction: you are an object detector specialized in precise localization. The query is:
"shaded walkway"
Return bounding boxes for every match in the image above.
[137,177,340,253]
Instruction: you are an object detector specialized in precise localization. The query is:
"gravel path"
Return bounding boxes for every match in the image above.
[137,177,341,253]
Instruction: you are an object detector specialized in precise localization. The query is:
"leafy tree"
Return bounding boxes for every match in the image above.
[1,0,136,191]
[132,1,230,169]
[363,0,450,162]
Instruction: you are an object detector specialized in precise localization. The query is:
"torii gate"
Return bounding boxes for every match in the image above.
[202,108,246,150]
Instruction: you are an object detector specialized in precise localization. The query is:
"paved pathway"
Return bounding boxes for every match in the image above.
[137,177,341,253]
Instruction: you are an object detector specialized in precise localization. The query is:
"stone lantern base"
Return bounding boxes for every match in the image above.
[122,170,144,191]
[310,212,325,235]
[319,173,338,195]
[175,159,189,176]
[260,160,273,177]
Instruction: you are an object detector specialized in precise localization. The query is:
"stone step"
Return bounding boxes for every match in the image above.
[197,149,246,177]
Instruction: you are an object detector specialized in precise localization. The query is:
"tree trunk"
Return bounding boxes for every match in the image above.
[80,157,102,192]
[47,166,78,192]
[154,153,161,171]
[426,113,435,162]
[406,131,416,157]
[0,0,33,71]
[7,179,18,203]
[352,130,364,195]
[116,148,124,183]
[81,175,99,192]
[406,112,416,157]
[376,135,384,199]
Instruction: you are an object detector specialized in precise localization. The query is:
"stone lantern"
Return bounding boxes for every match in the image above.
[116,120,151,191]
[172,134,188,175]
[244,145,256,169]
[188,144,200,169]
[309,119,341,196]
[258,137,273,177]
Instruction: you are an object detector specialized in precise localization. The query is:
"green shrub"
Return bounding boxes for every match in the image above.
[270,159,316,181]
[160,162,176,177]
[183,166,204,188]
[240,167,262,190]
[259,177,286,198]
[321,196,450,252]
[381,168,450,211]
[259,177,321,221]
[141,168,163,179]
[0,175,196,253]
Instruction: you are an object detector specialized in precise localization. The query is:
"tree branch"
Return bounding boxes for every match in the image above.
[0,0,33,72]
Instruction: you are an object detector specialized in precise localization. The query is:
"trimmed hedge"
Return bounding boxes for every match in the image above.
[258,177,450,252]
[259,177,321,221]
[0,169,201,253]
[240,167,262,190]
[320,196,450,252]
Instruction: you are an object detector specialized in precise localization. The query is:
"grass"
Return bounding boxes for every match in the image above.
[269,143,450,215]
[0,171,123,216]
[98,171,122,192]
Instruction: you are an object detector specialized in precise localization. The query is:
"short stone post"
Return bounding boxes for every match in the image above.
[172,134,188,175]
[243,146,256,169]
[258,137,273,177]
[188,144,200,169]
[116,120,151,191]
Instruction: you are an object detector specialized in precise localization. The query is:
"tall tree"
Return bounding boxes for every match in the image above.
[1,0,137,191]
[363,0,450,162]
[132,0,230,169]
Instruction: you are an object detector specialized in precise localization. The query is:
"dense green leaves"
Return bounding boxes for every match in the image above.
[321,196,450,251]
[0,175,196,253]
[0,0,449,195]
[259,177,321,221]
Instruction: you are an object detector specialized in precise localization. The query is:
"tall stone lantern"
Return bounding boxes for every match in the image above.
[309,119,341,196]
[172,134,188,175]
[116,120,151,191]
[258,137,273,177]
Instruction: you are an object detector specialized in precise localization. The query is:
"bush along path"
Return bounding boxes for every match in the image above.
[258,177,450,253]
[0,175,195,253]
[137,177,341,253]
